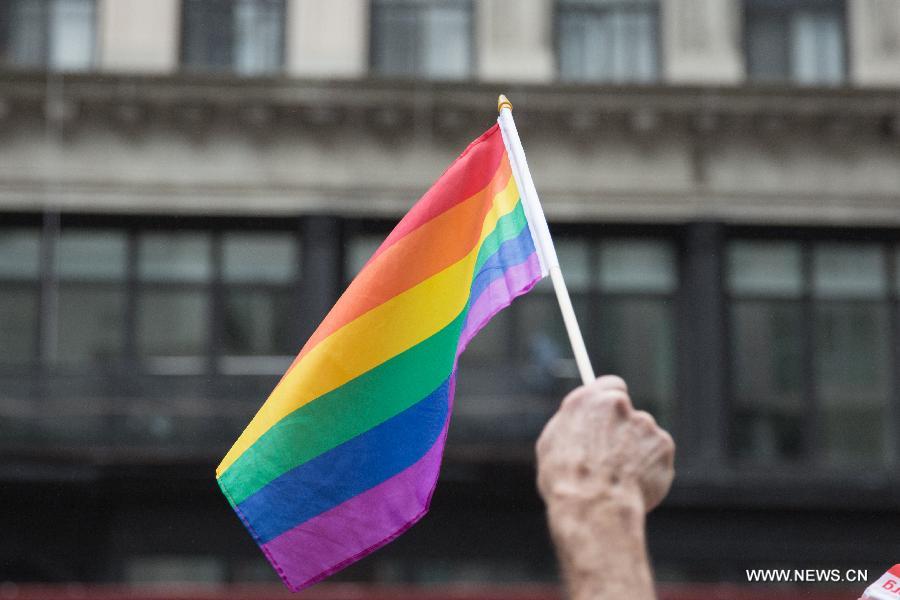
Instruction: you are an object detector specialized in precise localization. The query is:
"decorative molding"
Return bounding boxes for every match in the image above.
[1,179,899,227]
[0,71,897,140]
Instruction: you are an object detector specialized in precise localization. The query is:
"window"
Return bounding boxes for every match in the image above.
[0,0,96,71]
[182,0,285,75]
[221,233,298,360]
[371,0,473,80]
[727,240,891,467]
[0,229,41,365]
[744,0,846,85]
[557,0,659,83]
[728,241,805,463]
[514,237,678,425]
[136,232,212,369]
[56,230,127,366]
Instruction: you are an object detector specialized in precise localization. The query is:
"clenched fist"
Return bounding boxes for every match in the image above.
[536,375,676,600]
[536,374,675,513]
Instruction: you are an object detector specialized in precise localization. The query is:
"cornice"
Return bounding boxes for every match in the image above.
[0,70,897,139]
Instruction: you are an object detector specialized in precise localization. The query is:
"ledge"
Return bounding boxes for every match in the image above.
[0,70,898,134]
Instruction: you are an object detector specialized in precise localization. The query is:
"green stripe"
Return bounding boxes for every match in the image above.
[220,311,465,505]
[219,202,530,506]
[474,201,528,274]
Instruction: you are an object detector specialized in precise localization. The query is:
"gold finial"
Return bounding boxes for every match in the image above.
[497,94,513,113]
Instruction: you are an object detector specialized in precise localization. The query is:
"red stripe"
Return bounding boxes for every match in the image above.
[368,124,505,263]
[889,564,900,577]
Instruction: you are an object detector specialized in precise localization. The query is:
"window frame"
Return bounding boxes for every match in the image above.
[0,214,307,376]
[554,0,662,84]
[0,0,98,72]
[742,0,850,86]
[0,224,44,371]
[724,226,900,475]
[179,0,287,76]
[368,0,477,80]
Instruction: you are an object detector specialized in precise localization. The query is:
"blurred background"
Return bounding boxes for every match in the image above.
[0,0,899,598]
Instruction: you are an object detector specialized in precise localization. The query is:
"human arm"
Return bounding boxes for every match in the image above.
[536,375,676,600]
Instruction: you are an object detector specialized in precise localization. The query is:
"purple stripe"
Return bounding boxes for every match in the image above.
[458,252,542,354]
[261,384,454,592]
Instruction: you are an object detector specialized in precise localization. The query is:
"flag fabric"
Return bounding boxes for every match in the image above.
[216,123,546,591]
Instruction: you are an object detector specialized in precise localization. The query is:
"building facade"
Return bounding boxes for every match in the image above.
[1,0,899,589]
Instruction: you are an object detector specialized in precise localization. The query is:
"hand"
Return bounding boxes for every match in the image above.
[535,375,676,600]
[536,375,675,514]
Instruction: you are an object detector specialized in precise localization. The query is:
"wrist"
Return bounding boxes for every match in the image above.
[546,492,654,600]
[546,490,645,547]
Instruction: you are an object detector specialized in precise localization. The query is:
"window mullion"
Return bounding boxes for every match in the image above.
[800,242,819,466]
[209,230,224,376]
[886,244,900,469]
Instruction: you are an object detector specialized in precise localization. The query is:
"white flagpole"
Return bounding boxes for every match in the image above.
[496,95,596,386]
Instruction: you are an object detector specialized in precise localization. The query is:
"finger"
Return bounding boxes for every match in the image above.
[594,374,628,393]
[602,389,633,418]
[631,410,658,432]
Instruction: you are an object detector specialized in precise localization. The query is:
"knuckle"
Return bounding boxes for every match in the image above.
[561,387,587,411]
[632,410,657,430]
[595,374,628,393]
[597,389,632,412]
[659,430,676,455]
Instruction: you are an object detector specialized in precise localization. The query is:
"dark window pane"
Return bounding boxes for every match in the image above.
[0,288,38,364]
[815,303,889,401]
[516,294,588,387]
[598,239,675,293]
[57,286,125,364]
[896,245,900,293]
[733,408,805,463]
[137,290,208,357]
[372,0,472,79]
[728,241,803,297]
[139,232,211,282]
[183,0,235,70]
[5,0,49,68]
[58,230,127,280]
[731,302,804,405]
[813,243,885,298]
[0,229,41,279]
[555,239,591,292]
[371,3,418,77]
[597,297,674,424]
[745,0,846,84]
[223,289,294,355]
[222,233,296,283]
[2,0,95,70]
[459,307,511,362]
[815,303,889,465]
[182,0,283,74]
[345,234,383,280]
[730,301,805,462]
[746,11,789,81]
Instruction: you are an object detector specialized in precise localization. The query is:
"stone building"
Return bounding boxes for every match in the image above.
[0,0,899,589]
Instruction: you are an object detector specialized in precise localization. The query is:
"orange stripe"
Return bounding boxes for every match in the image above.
[368,125,506,263]
[286,157,513,374]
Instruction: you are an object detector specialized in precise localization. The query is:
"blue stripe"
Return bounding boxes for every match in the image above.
[468,225,537,305]
[238,378,451,544]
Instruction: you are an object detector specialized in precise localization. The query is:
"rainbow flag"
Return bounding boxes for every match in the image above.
[216,123,546,591]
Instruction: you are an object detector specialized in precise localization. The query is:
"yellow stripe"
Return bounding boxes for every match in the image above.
[217,175,522,476]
